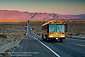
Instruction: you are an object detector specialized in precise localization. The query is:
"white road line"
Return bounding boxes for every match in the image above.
[28,22,60,57]
[33,37,60,57]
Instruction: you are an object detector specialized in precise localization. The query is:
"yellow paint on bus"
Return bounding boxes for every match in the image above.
[42,20,67,42]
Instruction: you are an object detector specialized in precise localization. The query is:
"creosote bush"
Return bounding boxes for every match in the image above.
[0,34,7,38]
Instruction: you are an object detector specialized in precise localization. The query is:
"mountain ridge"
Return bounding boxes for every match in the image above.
[0,10,85,20]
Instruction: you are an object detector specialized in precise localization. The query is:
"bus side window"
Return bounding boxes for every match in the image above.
[47,25,49,33]
[47,29,49,33]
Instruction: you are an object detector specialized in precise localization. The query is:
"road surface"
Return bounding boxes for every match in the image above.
[8,21,85,57]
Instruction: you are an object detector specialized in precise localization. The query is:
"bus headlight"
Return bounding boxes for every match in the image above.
[50,36,53,37]
[61,36,65,37]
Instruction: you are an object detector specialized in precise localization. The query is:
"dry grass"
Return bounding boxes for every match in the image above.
[0,22,27,38]
[30,21,85,36]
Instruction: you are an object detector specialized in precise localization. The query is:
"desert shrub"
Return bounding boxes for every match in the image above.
[0,34,7,38]
[8,40,11,42]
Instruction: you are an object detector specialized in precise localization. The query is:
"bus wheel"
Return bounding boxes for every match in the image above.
[59,39,63,42]
[46,37,49,41]
[45,35,49,41]
[46,38,49,41]
[42,34,45,40]
[42,34,44,40]
[42,34,44,38]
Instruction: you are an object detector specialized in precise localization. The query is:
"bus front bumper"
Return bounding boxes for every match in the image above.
[48,35,65,39]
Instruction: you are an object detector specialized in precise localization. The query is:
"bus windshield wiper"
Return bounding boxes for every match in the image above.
[52,28,56,32]
[52,25,57,32]
[58,26,61,32]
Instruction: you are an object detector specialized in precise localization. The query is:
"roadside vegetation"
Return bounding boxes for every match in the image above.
[0,34,7,38]
[0,22,27,54]
[30,21,85,37]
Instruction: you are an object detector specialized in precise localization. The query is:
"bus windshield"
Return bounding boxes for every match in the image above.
[49,24,65,32]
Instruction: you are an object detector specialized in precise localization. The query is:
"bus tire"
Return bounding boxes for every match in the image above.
[45,35,49,41]
[45,36,47,40]
[42,34,46,40]
[42,34,43,38]
[46,38,49,41]
[42,34,45,40]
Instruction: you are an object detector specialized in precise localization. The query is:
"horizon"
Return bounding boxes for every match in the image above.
[0,0,85,15]
[0,20,85,22]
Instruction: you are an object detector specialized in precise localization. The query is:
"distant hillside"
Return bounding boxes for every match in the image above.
[0,10,85,20]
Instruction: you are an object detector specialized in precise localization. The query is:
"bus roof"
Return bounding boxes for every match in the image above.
[42,20,65,26]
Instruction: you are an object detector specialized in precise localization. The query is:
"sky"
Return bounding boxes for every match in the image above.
[0,0,85,15]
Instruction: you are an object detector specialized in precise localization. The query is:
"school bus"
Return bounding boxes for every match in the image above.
[42,20,67,42]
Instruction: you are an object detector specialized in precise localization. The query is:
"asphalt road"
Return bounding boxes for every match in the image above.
[9,21,85,57]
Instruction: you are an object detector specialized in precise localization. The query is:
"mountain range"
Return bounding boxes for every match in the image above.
[0,10,85,20]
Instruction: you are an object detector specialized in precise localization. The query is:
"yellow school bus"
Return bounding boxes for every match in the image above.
[42,20,67,42]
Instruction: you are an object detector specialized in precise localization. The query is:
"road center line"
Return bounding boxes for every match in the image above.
[33,37,60,57]
[66,38,85,41]
[66,42,85,47]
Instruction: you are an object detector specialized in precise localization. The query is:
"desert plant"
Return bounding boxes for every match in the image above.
[0,34,7,38]
[8,40,11,42]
